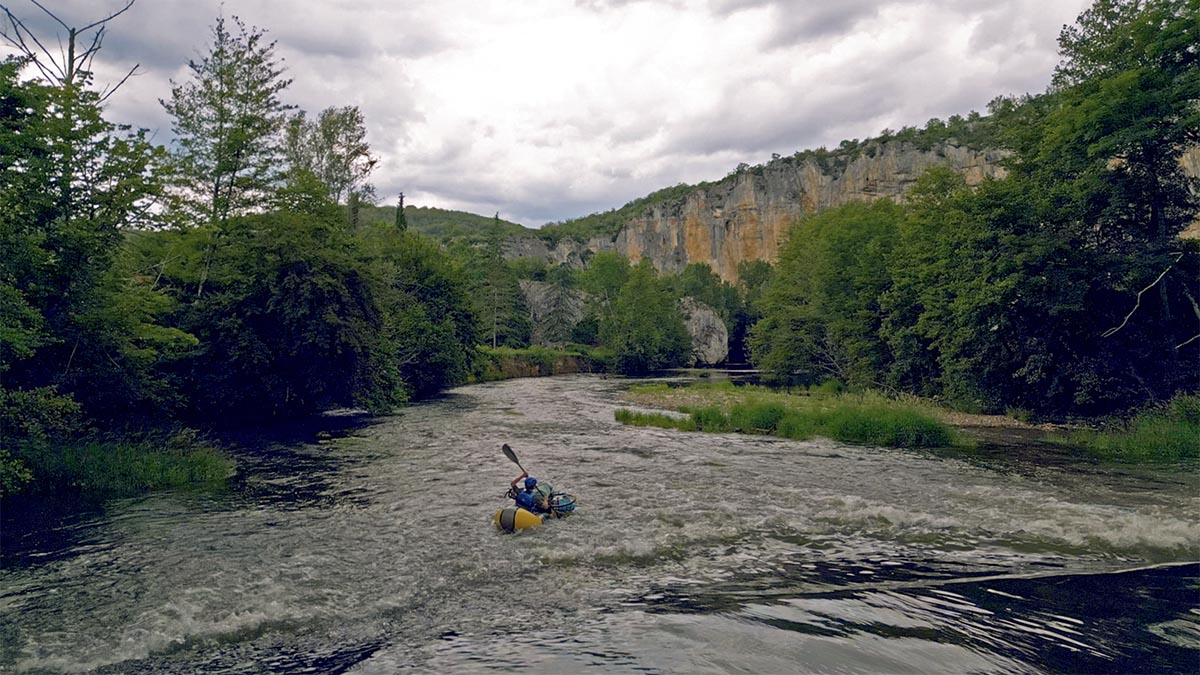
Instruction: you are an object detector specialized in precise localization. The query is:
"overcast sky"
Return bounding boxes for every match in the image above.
[3,0,1092,227]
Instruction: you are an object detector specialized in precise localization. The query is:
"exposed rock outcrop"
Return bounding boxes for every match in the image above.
[503,235,616,268]
[615,143,1007,282]
[506,141,1199,279]
[679,297,728,366]
[505,141,1007,282]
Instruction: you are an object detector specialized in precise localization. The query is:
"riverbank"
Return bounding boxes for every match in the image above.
[618,381,964,449]
[3,429,234,497]
[619,381,1199,463]
[467,345,610,382]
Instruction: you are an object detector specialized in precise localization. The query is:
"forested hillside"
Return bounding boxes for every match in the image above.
[359,204,529,242]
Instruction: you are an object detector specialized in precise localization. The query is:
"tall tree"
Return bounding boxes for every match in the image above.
[0,55,176,419]
[284,105,377,205]
[395,192,407,231]
[752,200,901,388]
[161,15,293,228]
[984,0,1200,411]
[601,260,690,374]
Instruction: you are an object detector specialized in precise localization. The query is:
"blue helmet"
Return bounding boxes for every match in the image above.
[524,477,538,489]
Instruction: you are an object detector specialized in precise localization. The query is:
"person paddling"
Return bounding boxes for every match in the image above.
[510,471,553,514]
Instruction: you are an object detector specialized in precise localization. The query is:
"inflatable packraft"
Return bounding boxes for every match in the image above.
[494,493,577,533]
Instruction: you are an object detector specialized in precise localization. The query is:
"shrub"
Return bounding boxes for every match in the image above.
[14,430,234,495]
[729,402,788,433]
[777,412,819,440]
[689,407,730,432]
[811,379,846,397]
[1060,395,1200,462]
[616,383,960,449]
[614,408,695,431]
[823,406,954,448]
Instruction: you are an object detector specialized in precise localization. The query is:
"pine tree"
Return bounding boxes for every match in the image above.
[395,193,407,231]
[161,15,293,228]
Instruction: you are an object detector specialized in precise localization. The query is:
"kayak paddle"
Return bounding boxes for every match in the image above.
[502,443,527,475]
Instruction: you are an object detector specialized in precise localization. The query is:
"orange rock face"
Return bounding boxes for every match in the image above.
[521,143,1198,280]
[615,142,1009,282]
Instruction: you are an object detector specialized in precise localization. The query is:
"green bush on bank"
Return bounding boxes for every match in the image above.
[1055,395,1200,462]
[1,386,234,498]
[11,430,234,496]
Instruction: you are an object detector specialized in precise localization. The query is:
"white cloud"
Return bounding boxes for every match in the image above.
[2,0,1092,226]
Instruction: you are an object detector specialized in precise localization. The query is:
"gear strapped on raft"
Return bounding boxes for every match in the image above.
[495,444,577,532]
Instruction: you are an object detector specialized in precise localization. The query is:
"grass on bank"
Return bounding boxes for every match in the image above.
[617,381,961,449]
[4,430,234,497]
[1052,395,1199,462]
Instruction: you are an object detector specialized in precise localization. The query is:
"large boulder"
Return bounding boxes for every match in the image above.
[679,297,728,366]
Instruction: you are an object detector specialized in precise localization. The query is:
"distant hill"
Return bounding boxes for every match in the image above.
[359,204,531,241]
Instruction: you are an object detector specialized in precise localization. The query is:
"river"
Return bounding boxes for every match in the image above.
[2,374,1198,673]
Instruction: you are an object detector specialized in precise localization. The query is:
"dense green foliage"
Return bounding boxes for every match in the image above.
[600,261,692,374]
[469,345,609,382]
[753,0,1199,418]
[752,200,902,387]
[0,15,479,495]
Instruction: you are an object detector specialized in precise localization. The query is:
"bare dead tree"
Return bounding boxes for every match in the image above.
[1176,286,1200,350]
[0,0,138,99]
[1101,252,1185,338]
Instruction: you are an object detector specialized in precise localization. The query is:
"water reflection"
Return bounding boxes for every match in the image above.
[626,561,1199,674]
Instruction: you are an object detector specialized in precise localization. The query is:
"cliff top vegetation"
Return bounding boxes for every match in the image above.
[535,112,1002,244]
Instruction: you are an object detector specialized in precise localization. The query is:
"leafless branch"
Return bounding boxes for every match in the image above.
[79,0,134,33]
[0,1,139,92]
[99,62,138,102]
[27,0,67,31]
[1,6,66,81]
[1102,253,1184,338]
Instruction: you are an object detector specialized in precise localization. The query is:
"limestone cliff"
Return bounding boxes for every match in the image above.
[507,141,1198,279]
[615,142,1007,282]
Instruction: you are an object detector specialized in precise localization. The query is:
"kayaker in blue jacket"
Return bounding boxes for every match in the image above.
[511,472,552,513]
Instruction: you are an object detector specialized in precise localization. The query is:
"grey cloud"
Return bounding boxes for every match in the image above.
[711,0,902,47]
[660,65,906,159]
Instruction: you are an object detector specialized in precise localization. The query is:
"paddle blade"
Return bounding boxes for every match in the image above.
[502,443,519,465]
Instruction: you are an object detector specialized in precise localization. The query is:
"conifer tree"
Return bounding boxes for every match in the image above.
[161,15,293,228]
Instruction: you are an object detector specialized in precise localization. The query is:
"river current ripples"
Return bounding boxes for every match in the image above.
[1,374,1198,673]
